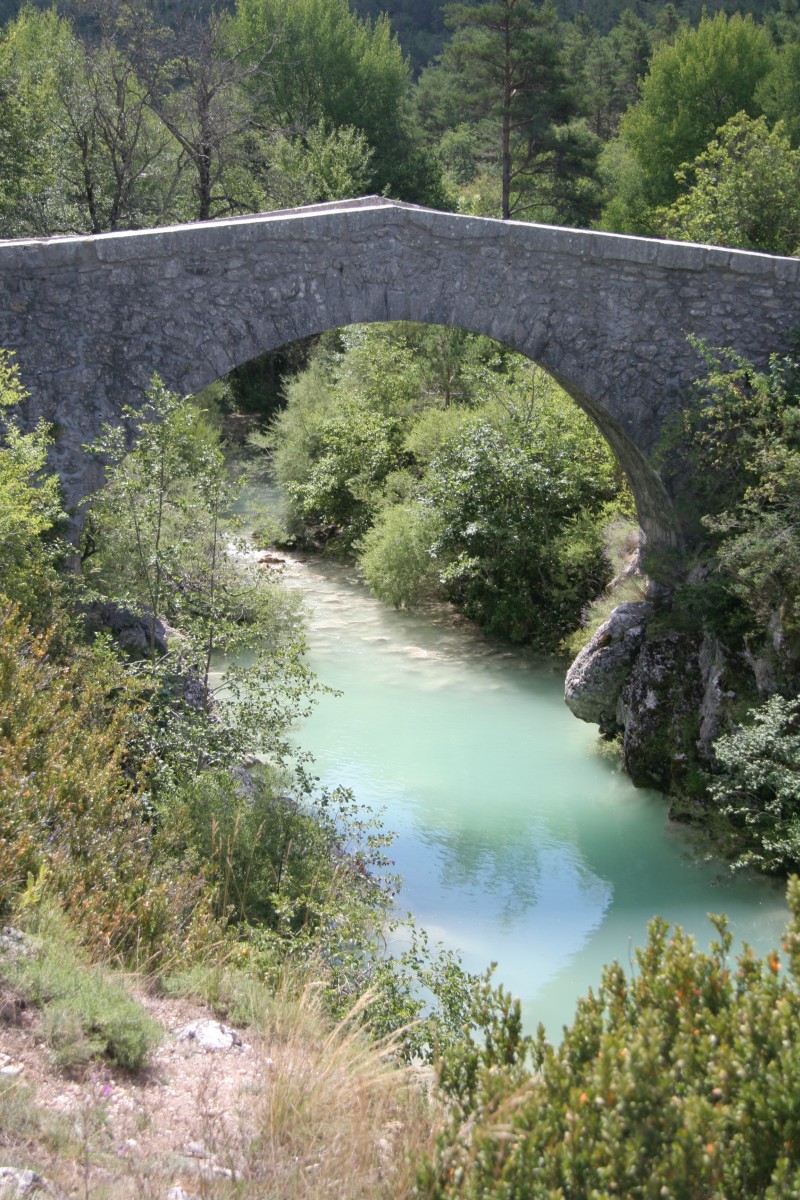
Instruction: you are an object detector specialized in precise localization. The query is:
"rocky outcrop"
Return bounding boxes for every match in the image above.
[82,600,169,658]
[566,603,707,792]
[564,602,654,734]
[0,1168,62,1198]
[617,631,704,791]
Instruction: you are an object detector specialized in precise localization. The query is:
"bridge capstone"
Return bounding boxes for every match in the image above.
[2,196,800,552]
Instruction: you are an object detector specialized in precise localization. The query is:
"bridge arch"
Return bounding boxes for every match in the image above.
[2,196,800,554]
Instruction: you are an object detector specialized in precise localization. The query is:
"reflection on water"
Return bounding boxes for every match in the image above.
[237,492,788,1036]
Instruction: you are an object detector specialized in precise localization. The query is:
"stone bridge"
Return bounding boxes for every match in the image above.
[2,196,800,550]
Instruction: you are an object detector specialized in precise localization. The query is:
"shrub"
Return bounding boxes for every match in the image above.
[709,695,800,873]
[0,605,195,962]
[419,878,800,1199]
[6,905,161,1072]
[358,501,442,609]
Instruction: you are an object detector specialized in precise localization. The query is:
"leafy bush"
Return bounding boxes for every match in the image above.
[359,501,442,608]
[425,404,620,645]
[419,879,800,1199]
[710,696,800,873]
[660,113,800,256]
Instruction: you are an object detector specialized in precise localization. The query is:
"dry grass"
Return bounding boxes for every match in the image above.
[245,985,433,1199]
[562,517,647,658]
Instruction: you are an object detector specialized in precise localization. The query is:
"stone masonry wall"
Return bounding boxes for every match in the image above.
[1,197,799,547]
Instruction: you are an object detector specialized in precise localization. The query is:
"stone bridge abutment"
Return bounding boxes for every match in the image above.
[2,196,800,554]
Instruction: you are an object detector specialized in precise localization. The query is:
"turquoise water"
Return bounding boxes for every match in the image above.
[267,549,788,1038]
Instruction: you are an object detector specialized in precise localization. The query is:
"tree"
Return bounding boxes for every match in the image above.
[268,325,629,646]
[56,32,180,233]
[439,0,594,220]
[0,5,183,235]
[570,9,652,141]
[758,39,800,146]
[618,13,776,212]
[268,118,374,206]
[423,381,620,644]
[87,379,316,783]
[130,9,271,221]
[0,7,80,235]
[0,350,63,617]
[710,695,800,873]
[661,113,800,255]
[229,0,441,203]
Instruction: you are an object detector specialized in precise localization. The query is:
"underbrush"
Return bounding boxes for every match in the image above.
[2,904,161,1073]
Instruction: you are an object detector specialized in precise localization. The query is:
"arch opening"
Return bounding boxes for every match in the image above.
[186,313,681,564]
[210,319,653,650]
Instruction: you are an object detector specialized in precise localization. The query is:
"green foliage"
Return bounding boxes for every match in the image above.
[419,881,800,1198]
[157,768,378,934]
[659,341,800,534]
[570,9,653,141]
[269,119,375,205]
[87,379,318,790]
[285,396,403,549]
[422,0,598,221]
[359,501,442,609]
[268,325,629,648]
[0,350,63,619]
[158,764,479,1060]
[661,112,800,254]
[423,375,623,644]
[6,904,162,1071]
[758,38,800,145]
[230,0,442,203]
[0,6,185,236]
[615,12,776,219]
[710,696,800,873]
[659,341,800,648]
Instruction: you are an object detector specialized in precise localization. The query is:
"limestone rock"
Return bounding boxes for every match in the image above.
[0,1168,55,1198]
[618,632,703,791]
[697,633,729,755]
[82,601,169,659]
[174,1020,244,1052]
[564,602,654,733]
[0,928,33,961]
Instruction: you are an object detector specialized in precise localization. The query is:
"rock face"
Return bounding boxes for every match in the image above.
[617,631,704,791]
[565,603,705,792]
[565,602,654,733]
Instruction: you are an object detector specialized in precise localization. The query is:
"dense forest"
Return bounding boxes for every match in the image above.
[3,0,800,1195]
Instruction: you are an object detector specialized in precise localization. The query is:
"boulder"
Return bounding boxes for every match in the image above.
[564,602,654,734]
[82,601,169,658]
[174,1020,244,1052]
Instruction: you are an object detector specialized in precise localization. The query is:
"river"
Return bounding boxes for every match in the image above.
[239,492,789,1038]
